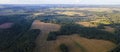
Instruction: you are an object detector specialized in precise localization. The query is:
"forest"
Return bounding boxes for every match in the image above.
[0,14,40,52]
[0,5,120,52]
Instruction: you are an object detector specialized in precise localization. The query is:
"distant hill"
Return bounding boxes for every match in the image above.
[0,4,120,8]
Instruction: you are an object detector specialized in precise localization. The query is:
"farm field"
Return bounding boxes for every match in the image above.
[0,5,120,52]
[31,20,116,52]
[31,20,61,52]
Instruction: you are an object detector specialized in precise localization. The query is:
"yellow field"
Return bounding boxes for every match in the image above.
[56,11,86,16]
[76,22,98,27]
[51,8,120,12]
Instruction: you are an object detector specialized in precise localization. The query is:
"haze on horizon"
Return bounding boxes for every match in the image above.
[0,0,120,5]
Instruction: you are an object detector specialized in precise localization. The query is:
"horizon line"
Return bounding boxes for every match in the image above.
[0,3,120,5]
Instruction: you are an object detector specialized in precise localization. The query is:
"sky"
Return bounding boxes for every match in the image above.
[0,0,120,5]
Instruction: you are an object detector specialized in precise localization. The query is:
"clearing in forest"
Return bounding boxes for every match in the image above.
[0,22,14,29]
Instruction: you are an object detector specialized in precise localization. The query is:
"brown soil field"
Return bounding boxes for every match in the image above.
[0,22,13,29]
[44,35,116,52]
[31,20,116,52]
[102,26,115,33]
[30,20,61,52]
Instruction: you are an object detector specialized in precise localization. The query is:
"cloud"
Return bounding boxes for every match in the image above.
[0,0,11,4]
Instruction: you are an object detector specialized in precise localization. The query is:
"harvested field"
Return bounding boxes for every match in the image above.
[31,20,60,31]
[103,26,115,33]
[31,20,61,52]
[45,35,116,52]
[0,22,13,29]
[76,22,97,27]
[69,35,116,52]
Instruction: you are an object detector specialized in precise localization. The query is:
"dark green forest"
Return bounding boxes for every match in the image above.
[0,14,40,52]
[36,15,90,24]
